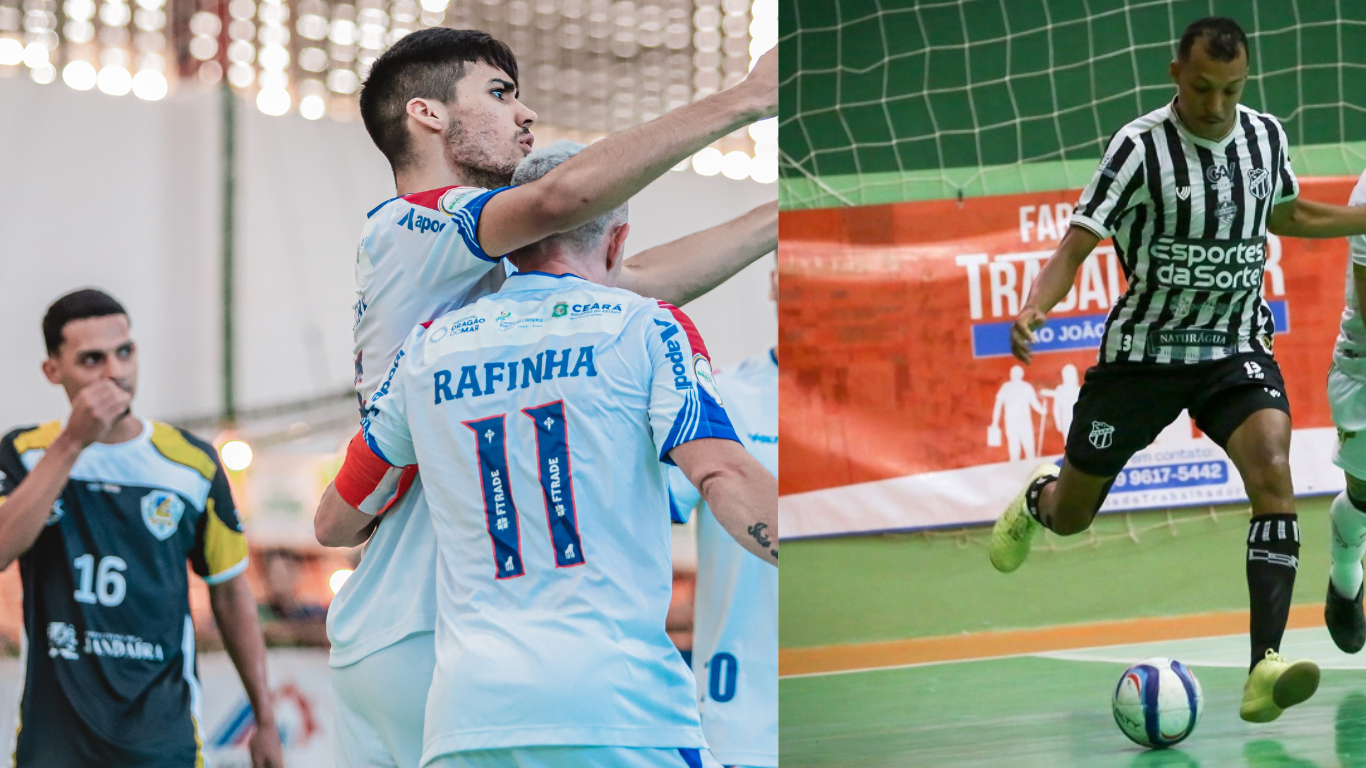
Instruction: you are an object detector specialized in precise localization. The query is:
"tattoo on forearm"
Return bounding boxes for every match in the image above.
[748,522,771,548]
[770,549,778,559]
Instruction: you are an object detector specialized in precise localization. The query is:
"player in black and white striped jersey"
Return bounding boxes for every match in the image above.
[987,16,1366,723]
[1076,91,1293,366]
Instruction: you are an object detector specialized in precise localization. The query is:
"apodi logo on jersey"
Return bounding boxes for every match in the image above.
[654,319,700,393]
[395,207,447,235]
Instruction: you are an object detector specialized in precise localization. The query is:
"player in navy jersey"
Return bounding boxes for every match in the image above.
[988,16,1366,722]
[0,290,283,767]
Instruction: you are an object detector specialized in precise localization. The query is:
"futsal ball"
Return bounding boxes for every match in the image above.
[1111,657,1203,748]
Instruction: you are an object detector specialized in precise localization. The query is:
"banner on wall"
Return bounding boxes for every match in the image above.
[779,177,1356,539]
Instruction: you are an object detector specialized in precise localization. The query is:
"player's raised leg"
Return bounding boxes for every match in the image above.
[991,362,1183,572]
[1216,404,1319,722]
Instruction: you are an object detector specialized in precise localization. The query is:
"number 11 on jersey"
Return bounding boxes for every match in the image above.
[464,402,588,579]
[523,401,585,568]
[464,415,525,580]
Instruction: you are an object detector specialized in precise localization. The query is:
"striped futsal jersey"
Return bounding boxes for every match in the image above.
[1070,100,1299,366]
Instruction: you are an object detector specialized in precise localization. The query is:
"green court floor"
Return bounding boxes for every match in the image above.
[782,498,1338,648]
[781,629,1366,767]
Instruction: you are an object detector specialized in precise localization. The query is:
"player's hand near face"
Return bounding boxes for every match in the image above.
[0,379,134,569]
[65,379,133,447]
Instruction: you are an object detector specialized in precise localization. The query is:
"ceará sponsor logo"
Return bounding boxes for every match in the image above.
[570,302,623,318]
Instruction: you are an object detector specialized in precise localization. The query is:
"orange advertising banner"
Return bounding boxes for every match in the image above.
[779,178,1354,538]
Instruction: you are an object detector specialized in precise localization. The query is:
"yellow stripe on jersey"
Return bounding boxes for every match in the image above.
[149,422,217,482]
[13,421,61,455]
[191,715,205,768]
[202,496,248,583]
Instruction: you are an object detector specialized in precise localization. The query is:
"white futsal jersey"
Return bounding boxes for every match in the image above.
[328,184,508,667]
[359,272,739,762]
[1335,170,1366,365]
[668,350,778,768]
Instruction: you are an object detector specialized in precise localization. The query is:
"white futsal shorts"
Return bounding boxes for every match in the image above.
[332,631,436,768]
[1330,358,1366,480]
[425,747,723,768]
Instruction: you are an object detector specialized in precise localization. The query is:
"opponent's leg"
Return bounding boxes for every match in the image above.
[1326,475,1366,652]
[1326,362,1366,652]
[1216,406,1319,722]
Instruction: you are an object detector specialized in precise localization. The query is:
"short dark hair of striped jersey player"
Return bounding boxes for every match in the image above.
[314,145,779,566]
[354,25,777,279]
[0,289,285,767]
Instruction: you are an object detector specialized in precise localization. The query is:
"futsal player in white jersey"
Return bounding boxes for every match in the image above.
[666,269,778,768]
[320,141,778,768]
[1323,169,1366,654]
[317,28,778,768]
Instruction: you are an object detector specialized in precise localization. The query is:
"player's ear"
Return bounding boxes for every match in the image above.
[604,222,630,274]
[41,356,61,385]
[406,97,445,134]
[1169,58,1181,85]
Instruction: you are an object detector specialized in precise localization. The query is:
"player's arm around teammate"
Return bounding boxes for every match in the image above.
[471,50,776,258]
[616,201,778,307]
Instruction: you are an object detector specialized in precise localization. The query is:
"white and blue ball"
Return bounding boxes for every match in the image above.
[1111,657,1203,748]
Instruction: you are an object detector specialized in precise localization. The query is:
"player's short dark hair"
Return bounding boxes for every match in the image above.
[359,28,519,171]
[1178,17,1248,63]
[42,289,127,356]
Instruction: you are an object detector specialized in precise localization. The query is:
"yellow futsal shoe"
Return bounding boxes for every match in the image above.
[989,463,1059,573]
[1239,650,1320,723]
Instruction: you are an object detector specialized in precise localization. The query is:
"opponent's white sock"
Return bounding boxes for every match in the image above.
[1330,491,1366,599]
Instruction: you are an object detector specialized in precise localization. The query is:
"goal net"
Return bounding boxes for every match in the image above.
[779,0,1366,210]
